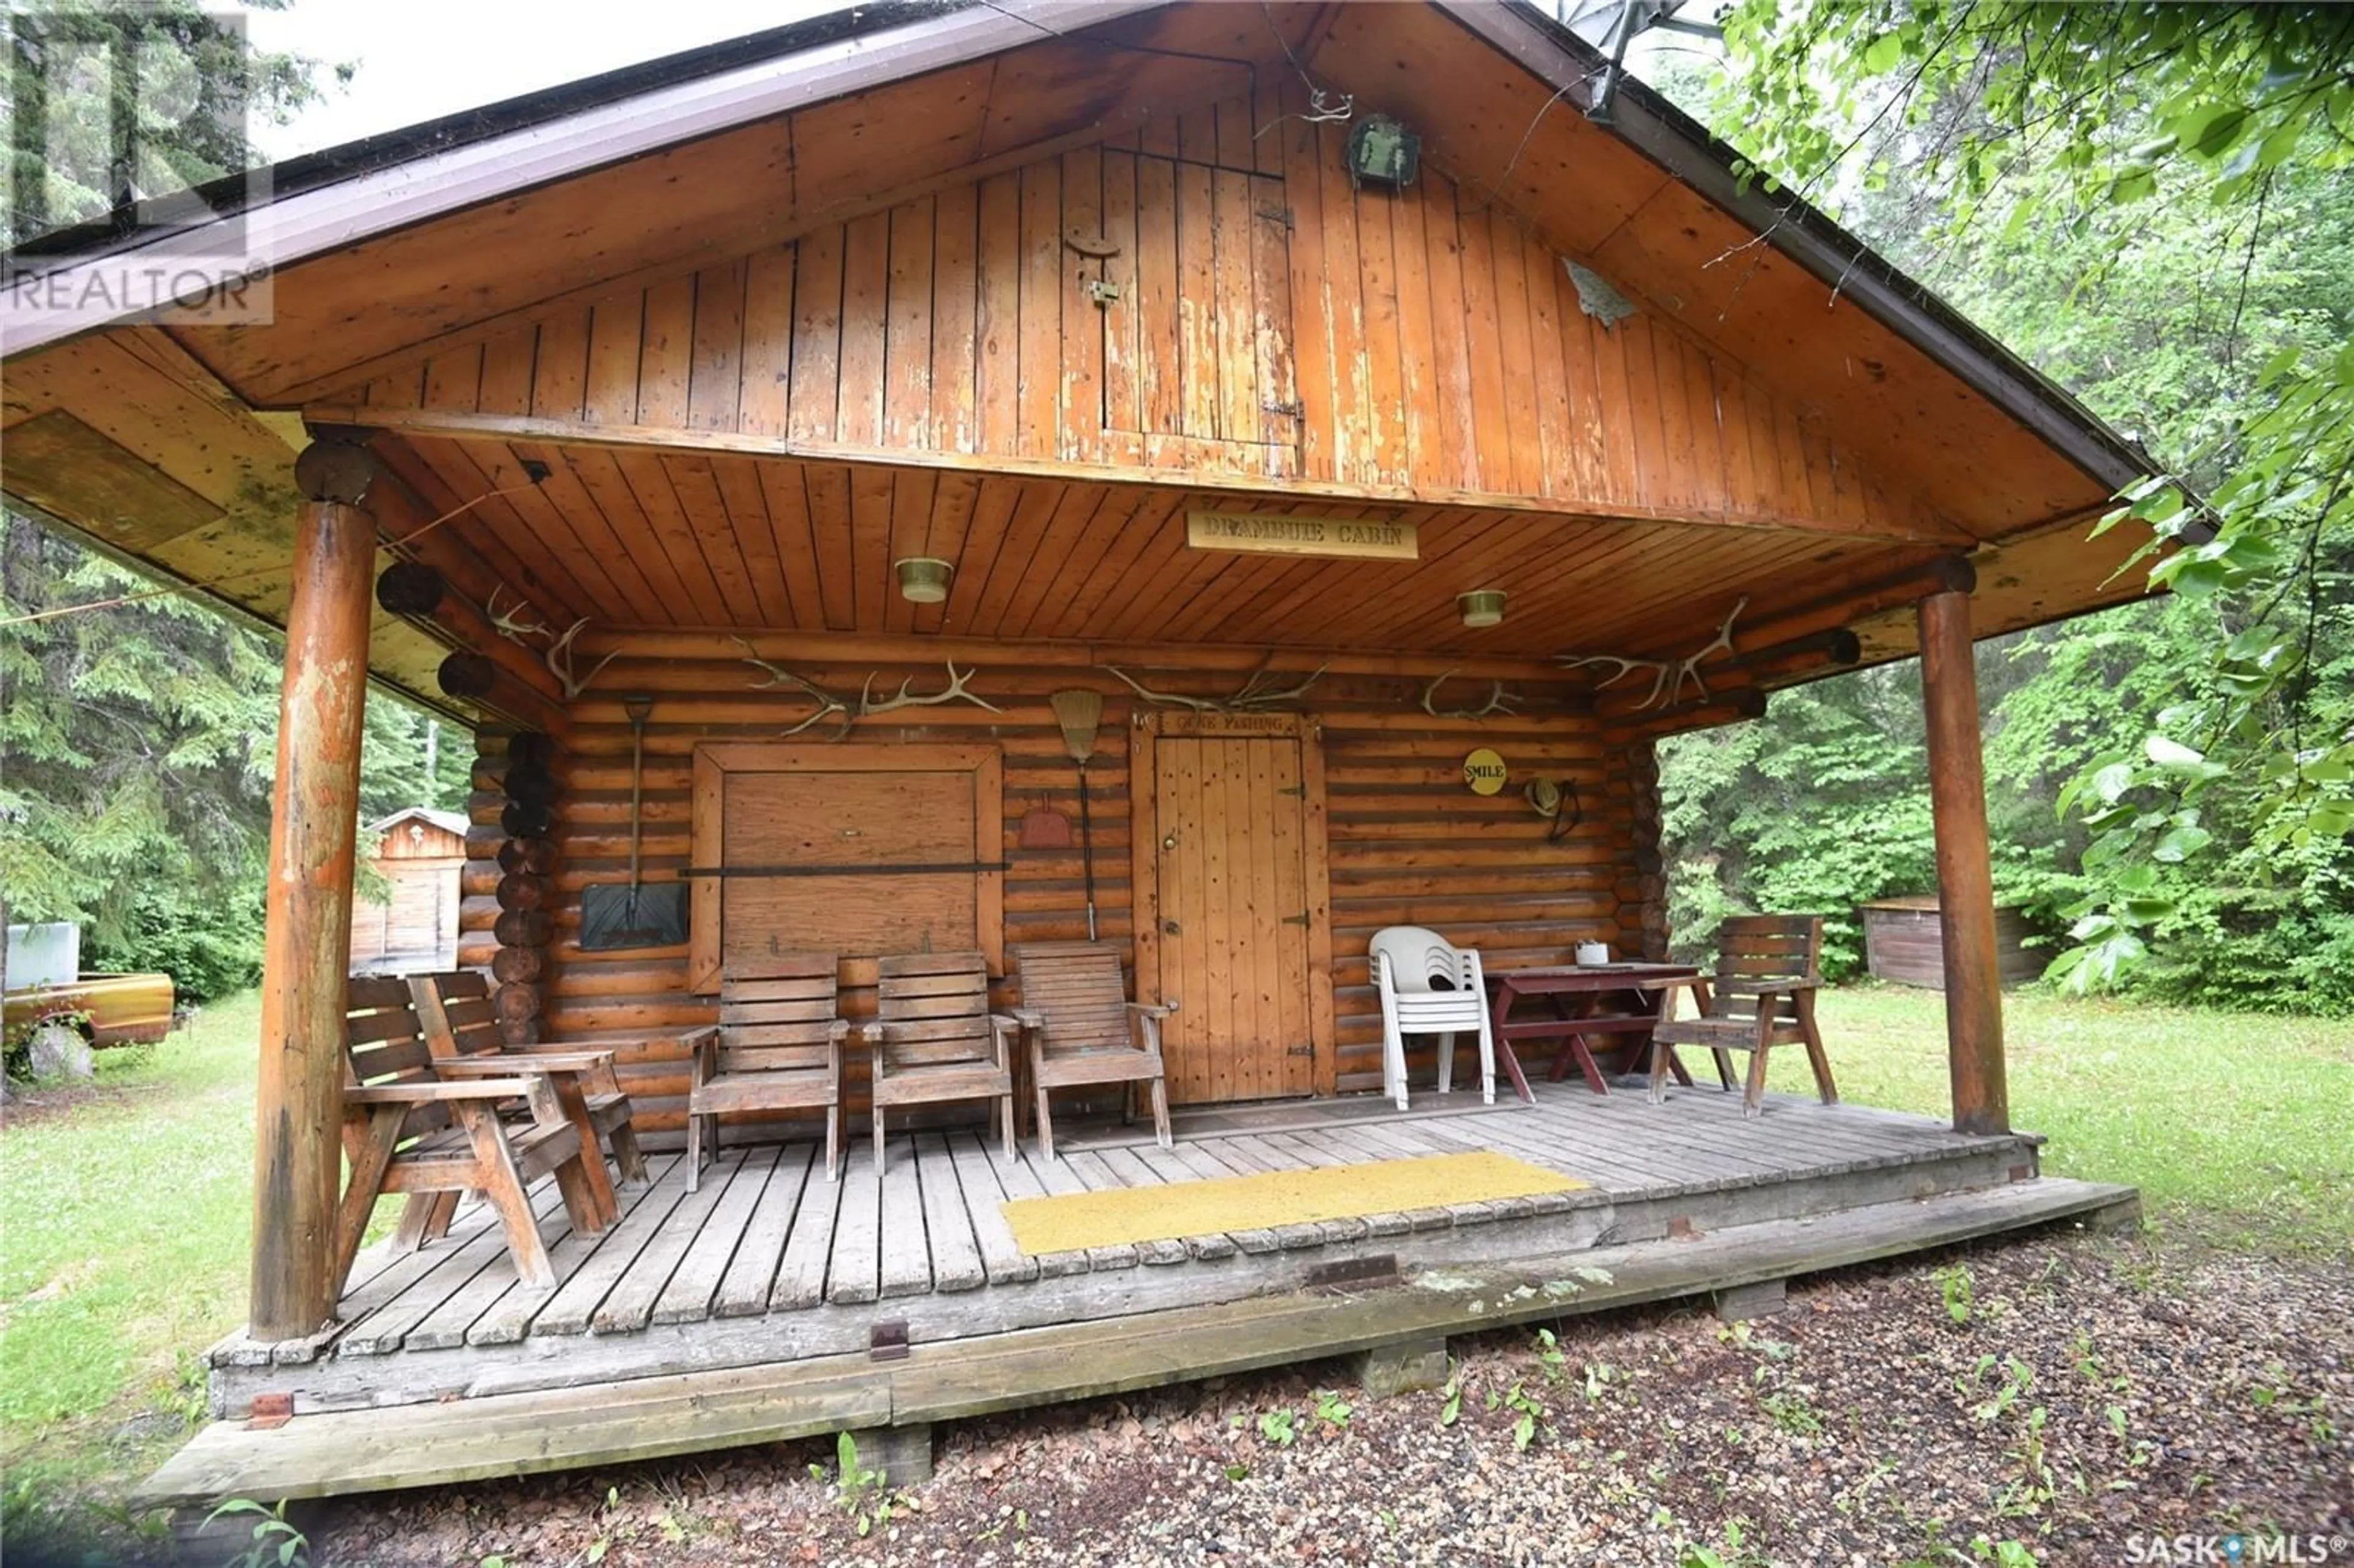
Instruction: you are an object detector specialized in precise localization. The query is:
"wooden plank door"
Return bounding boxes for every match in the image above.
[1151,733,1314,1102]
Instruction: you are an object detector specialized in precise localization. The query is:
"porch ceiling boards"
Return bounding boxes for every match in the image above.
[371,428,1935,661]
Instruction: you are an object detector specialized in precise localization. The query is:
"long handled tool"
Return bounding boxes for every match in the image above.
[579,695,690,950]
[1049,689,1105,941]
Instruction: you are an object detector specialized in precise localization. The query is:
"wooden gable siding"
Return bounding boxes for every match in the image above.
[345,99,1951,546]
[464,651,1650,1138]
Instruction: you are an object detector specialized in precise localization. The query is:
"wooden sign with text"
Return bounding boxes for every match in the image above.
[1186,510,1419,561]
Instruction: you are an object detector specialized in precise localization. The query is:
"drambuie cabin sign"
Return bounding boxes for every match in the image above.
[1187,509,1419,561]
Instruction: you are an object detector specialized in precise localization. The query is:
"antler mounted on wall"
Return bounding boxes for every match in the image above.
[484,585,549,644]
[1557,596,1747,710]
[733,638,1002,739]
[543,618,622,700]
[1103,664,1328,713]
[1420,671,1522,721]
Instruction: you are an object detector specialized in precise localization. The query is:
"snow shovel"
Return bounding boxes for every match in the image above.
[580,696,690,951]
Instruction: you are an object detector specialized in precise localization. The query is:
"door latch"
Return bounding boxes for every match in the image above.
[1084,278,1122,306]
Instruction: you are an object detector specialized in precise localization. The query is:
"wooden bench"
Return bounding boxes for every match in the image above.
[1010,941,1171,1160]
[866,951,1018,1176]
[1648,915,1838,1117]
[408,971,647,1228]
[682,955,848,1188]
[336,977,604,1293]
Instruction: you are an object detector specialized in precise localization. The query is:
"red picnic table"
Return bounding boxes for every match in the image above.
[1482,962,1722,1101]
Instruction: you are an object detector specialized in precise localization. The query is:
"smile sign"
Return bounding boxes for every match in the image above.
[1462,747,1507,796]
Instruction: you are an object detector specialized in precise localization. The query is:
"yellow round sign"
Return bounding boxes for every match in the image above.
[1462,747,1507,796]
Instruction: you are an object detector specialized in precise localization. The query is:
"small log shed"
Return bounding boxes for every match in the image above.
[1,0,2165,1502]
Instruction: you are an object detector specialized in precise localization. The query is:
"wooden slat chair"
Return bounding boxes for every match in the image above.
[336,976,604,1294]
[1648,915,1838,1117]
[1009,941,1173,1161]
[865,951,1019,1176]
[408,972,647,1230]
[680,954,848,1190]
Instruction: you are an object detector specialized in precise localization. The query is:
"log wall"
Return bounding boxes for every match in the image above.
[463,646,1655,1140]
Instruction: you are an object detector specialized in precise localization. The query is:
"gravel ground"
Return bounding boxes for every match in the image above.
[279,1228,2354,1568]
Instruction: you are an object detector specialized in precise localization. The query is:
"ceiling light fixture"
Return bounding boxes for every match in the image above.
[1458,589,1507,628]
[894,557,954,604]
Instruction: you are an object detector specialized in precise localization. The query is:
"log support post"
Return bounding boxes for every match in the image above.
[249,441,380,1341]
[1917,561,2009,1136]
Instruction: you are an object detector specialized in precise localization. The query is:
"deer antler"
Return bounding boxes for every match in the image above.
[543,618,622,700]
[1103,663,1327,712]
[1558,597,1746,710]
[733,637,855,737]
[1420,671,1522,721]
[856,663,1004,720]
[1104,668,1222,711]
[484,585,549,643]
[1228,664,1327,709]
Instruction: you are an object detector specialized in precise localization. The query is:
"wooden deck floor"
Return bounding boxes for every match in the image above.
[212,1079,2037,1415]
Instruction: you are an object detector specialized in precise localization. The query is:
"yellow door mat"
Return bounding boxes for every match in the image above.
[1002,1151,1586,1255]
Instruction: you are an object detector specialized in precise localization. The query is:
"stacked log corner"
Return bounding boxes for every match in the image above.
[1625,739,1670,962]
[471,726,557,1047]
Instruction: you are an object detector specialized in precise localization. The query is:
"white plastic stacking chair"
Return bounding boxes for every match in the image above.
[1370,926,1496,1111]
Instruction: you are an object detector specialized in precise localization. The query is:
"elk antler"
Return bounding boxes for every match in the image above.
[733,637,855,737]
[855,663,1004,719]
[1558,597,1746,710]
[1420,671,1522,721]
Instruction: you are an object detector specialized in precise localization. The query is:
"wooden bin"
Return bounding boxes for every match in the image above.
[1860,896,2043,989]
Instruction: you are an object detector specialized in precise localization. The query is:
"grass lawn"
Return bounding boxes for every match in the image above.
[0,984,2348,1549]
[1794,985,2354,1256]
[1,995,261,1545]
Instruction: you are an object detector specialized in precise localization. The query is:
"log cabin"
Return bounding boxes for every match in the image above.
[0,0,2150,1519]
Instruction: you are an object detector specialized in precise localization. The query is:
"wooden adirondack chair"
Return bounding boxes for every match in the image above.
[1009,941,1172,1161]
[408,971,647,1230]
[680,955,848,1189]
[1648,915,1838,1117]
[866,951,1018,1176]
[337,976,604,1294]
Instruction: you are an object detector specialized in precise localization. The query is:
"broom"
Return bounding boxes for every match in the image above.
[1049,688,1105,941]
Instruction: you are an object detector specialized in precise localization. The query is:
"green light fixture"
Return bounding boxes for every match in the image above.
[1345,114,1421,193]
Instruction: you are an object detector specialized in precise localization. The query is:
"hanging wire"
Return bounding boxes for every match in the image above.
[1253,0,1353,138]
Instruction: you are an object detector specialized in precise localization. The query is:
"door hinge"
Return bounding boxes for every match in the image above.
[1276,782,1307,797]
[1262,399,1304,419]
[1281,911,1310,927]
[1286,1043,1316,1057]
[1258,204,1295,230]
